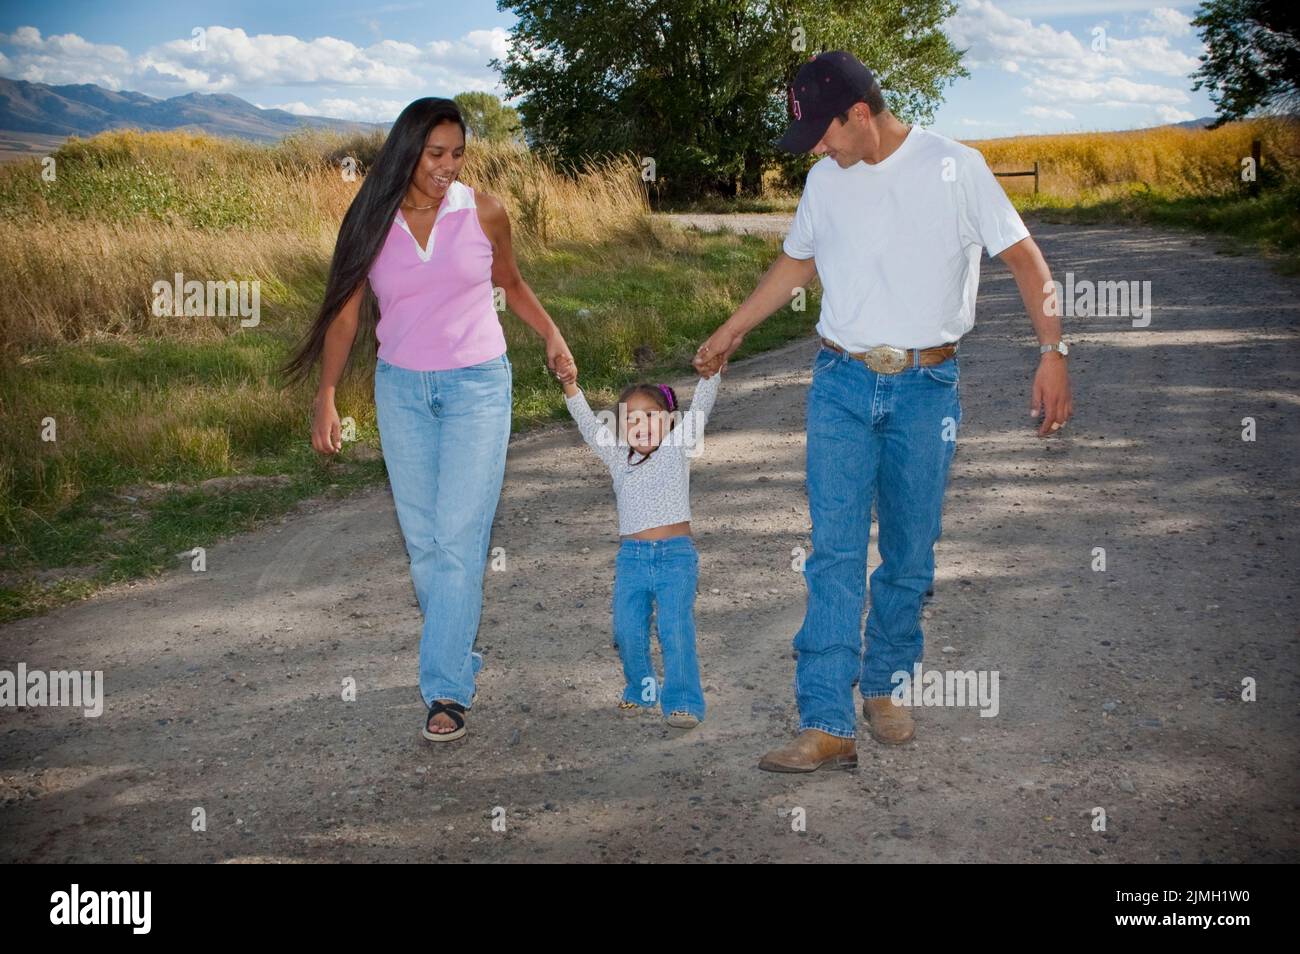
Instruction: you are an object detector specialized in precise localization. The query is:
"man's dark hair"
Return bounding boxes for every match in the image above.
[836,79,888,124]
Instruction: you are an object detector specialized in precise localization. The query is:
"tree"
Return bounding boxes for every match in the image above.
[491,0,966,198]
[454,91,524,143]
[1191,0,1300,124]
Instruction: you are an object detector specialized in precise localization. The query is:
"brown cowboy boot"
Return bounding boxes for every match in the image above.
[862,696,915,744]
[758,729,858,773]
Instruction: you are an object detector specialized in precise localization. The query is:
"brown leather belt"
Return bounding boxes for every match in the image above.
[819,336,958,374]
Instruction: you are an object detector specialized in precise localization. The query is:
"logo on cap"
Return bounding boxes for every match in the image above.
[789,87,801,120]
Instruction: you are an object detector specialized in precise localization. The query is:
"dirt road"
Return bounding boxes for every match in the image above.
[2,217,1298,862]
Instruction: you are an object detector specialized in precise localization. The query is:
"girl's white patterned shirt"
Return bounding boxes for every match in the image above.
[565,374,721,536]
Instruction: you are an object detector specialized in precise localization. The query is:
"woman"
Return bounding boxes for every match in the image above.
[284,98,576,742]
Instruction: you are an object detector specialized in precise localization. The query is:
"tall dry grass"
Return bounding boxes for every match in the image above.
[0,128,649,352]
[967,118,1300,200]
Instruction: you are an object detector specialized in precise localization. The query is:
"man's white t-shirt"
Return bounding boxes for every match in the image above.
[782,125,1029,350]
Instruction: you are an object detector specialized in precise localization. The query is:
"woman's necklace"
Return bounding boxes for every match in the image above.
[401,198,437,211]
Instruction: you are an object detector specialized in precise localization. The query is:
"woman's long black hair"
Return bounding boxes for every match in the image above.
[282,97,467,385]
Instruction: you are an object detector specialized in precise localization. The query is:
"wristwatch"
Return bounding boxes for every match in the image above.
[1040,339,1069,357]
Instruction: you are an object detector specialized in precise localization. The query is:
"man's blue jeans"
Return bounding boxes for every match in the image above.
[794,344,961,739]
[373,352,512,709]
[612,536,706,720]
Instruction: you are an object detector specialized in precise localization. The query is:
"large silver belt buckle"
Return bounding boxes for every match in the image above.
[863,345,908,374]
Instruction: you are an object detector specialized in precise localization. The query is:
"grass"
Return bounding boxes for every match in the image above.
[0,128,648,350]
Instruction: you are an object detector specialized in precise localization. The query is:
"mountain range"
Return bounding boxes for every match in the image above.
[0,77,382,145]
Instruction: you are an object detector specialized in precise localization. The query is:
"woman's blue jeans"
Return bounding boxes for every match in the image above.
[612,536,706,720]
[794,344,961,739]
[373,352,512,708]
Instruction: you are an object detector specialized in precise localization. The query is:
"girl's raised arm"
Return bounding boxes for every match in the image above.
[680,373,721,452]
[565,388,624,471]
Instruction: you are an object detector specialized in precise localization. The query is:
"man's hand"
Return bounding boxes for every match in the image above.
[999,237,1074,437]
[1030,353,1072,437]
[694,323,745,378]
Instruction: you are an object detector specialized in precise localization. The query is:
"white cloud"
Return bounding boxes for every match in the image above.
[1023,105,1075,119]
[261,97,406,121]
[0,24,509,100]
[0,26,132,89]
[258,101,315,115]
[947,0,1090,71]
[948,0,1199,79]
[137,27,424,91]
[1102,35,1200,78]
[998,1,1190,14]
[1141,8,1193,37]
[314,97,408,121]
[1155,104,1196,123]
[1027,74,1190,105]
[946,0,1202,116]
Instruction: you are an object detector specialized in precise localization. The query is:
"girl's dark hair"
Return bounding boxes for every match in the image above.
[281,98,468,385]
[616,383,678,466]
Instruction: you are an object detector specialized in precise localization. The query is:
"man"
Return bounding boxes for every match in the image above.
[693,51,1073,772]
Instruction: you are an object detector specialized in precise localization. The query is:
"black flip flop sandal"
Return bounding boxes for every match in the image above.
[422,699,467,742]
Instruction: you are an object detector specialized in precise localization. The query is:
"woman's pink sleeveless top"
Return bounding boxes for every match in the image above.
[367,181,507,371]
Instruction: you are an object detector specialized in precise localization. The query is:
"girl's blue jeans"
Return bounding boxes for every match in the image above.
[794,344,961,739]
[373,352,512,709]
[612,535,706,720]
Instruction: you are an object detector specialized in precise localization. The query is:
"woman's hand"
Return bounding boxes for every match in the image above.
[554,353,579,397]
[546,332,577,382]
[694,323,744,378]
[311,392,343,455]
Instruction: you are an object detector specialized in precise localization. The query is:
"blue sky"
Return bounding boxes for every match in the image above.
[0,0,1215,138]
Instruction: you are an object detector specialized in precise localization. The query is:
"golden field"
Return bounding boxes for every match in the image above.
[0,129,649,351]
[969,117,1299,201]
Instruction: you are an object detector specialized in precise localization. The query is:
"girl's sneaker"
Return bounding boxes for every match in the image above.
[666,711,700,729]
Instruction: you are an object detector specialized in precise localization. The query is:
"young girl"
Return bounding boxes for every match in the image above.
[555,357,721,729]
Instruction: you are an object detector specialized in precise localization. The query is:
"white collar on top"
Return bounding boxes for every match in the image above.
[394,180,475,262]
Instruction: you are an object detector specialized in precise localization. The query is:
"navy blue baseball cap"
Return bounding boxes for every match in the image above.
[777,51,878,153]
